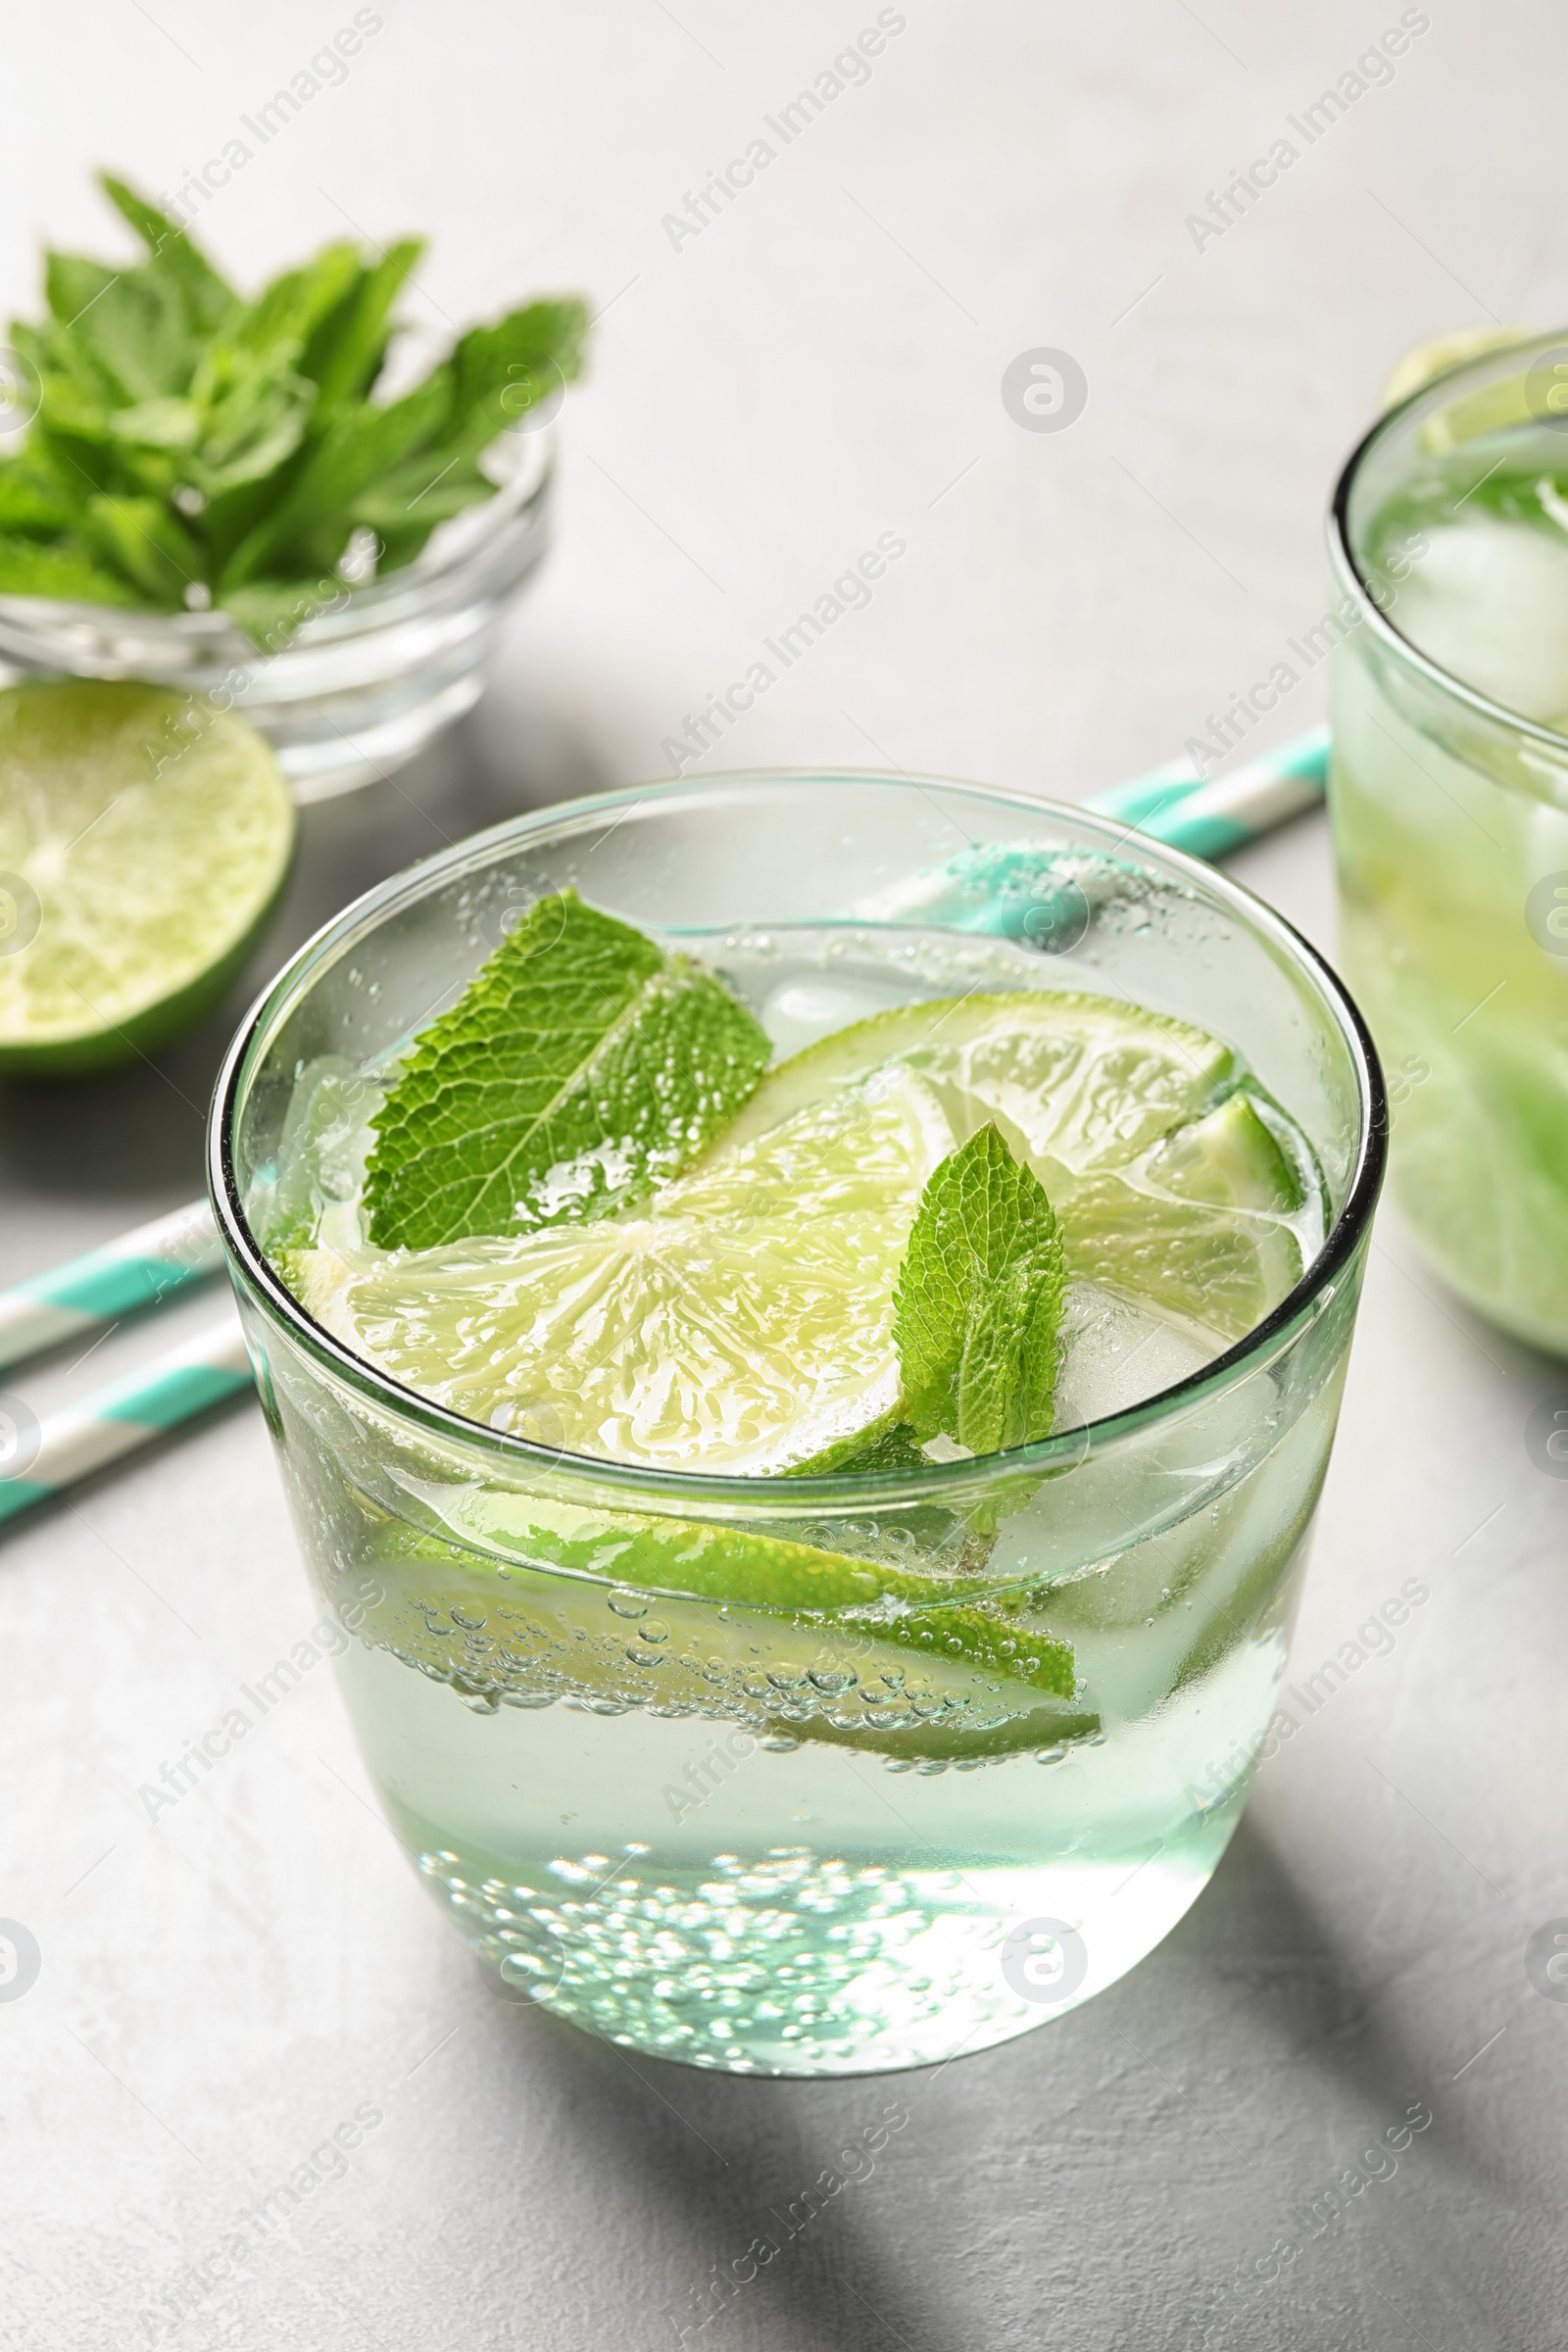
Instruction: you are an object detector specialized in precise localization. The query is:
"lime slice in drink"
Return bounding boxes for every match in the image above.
[1060,1094,1307,1343]
[711,991,1309,1344]
[352,1508,1089,1764]
[0,679,295,1076]
[718,989,1238,1172]
[293,1067,956,1474]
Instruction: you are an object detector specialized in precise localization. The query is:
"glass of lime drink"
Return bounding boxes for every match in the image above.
[211,771,1383,2077]
[1330,331,1568,1351]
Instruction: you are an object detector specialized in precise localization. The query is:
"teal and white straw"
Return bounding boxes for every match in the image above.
[0,1197,222,1373]
[0,720,1334,1527]
[0,1316,251,1524]
[1091,722,1329,858]
[857,722,1331,939]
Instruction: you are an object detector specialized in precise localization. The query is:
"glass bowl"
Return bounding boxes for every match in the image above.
[0,426,553,804]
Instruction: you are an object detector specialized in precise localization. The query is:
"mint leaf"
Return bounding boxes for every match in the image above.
[227,243,362,372]
[45,252,189,403]
[220,368,450,590]
[363,889,772,1250]
[894,1123,1066,1455]
[0,534,143,604]
[98,173,235,335]
[82,494,199,603]
[440,298,590,451]
[349,452,494,569]
[302,238,424,412]
[0,462,74,537]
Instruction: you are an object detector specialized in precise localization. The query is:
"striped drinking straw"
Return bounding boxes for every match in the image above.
[0,1318,254,1524]
[1094,721,1329,858]
[858,723,1331,936]
[0,1198,223,1374]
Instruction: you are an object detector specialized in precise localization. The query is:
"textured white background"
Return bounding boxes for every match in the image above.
[2,4,1567,2347]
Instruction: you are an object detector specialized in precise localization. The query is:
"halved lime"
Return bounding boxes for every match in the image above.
[0,679,295,1076]
[293,1067,956,1474]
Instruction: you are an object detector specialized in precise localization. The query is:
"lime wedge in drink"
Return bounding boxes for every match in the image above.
[350,1506,1090,1764]
[283,985,1314,1762]
[1060,1093,1306,1343]
[0,680,295,1075]
[711,991,1310,1345]
[292,1066,956,1475]
[717,989,1238,1170]
[294,988,1311,1475]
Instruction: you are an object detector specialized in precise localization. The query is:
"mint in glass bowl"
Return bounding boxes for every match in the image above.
[0,175,589,800]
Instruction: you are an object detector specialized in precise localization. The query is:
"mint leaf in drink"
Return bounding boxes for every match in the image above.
[895,1123,1066,1454]
[363,889,772,1250]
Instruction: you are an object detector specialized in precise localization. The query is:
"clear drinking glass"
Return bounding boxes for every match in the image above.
[1330,333,1568,1352]
[210,772,1383,2077]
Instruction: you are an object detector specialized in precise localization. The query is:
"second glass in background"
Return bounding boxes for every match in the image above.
[1329,330,1568,1354]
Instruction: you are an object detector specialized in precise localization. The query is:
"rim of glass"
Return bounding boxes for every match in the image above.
[209,767,1386,1506]
[1327,325,1568,757]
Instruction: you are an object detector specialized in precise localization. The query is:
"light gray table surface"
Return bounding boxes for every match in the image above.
[4,3,1567,2346]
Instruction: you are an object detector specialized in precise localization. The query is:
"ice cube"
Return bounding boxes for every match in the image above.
[1390,517,1568,724]
[1052,1280,1217,1430]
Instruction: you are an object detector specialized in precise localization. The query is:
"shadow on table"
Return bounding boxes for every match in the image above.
[457,1814,1529,2349]
[466,1988,957,2351]
[1102,1817,1522,2343]
[0,708,616,1220]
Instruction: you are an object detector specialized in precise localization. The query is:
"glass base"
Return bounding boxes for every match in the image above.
[408,1801,1242,2078]
[334,1564,1279,2076]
